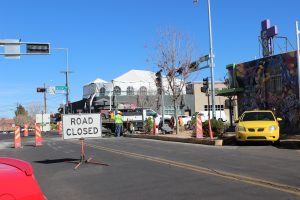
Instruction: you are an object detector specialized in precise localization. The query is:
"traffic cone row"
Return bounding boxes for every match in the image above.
[13,124,43,148]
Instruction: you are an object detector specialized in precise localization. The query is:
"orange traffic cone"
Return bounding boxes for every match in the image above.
[35,124,43,147]
[14,126,22,148]
[24,124,29,137]
[58,121,63,135]
[153,119,157,135]
[196,114,203,138]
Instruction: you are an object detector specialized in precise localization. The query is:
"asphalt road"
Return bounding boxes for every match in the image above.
[0,132,299,200]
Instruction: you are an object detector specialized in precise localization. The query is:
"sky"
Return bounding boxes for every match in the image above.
[0,0,299,118]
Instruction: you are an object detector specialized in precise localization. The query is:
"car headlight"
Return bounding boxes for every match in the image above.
[237,126,246,132]
[268,125,277,131]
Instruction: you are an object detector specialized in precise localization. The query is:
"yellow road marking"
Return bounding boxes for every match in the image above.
[70,140,300,196]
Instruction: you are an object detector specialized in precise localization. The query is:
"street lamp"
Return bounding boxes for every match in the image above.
[193,0,216,118]
[53,48,71,113]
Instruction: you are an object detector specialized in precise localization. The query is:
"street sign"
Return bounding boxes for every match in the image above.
[62,113,102,140]
[55,86,68,91]
[199,54,209,62]
[47,86,56,95]
[4,39,20,59]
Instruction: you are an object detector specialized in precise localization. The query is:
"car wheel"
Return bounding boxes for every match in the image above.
[272,139,280,146]
[236,139,244,146]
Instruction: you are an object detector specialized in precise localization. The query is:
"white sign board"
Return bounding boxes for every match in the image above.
[62,113,101,139]
[36,113,51,132]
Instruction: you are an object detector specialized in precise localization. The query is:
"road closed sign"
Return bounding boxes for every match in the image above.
[62,113,101,139]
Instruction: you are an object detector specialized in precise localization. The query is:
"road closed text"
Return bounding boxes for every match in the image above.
[62,114,101,139]
[66,127,99,136]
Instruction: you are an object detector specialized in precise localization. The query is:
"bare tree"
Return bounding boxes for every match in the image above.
[14,114,31,127]
[152,29,195,134]
[26,102,43,127]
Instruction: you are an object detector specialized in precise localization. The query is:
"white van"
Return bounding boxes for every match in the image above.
[198,111,227,122]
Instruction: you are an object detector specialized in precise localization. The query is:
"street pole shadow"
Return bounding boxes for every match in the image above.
[34,158,79,164]
[34,158,110,170]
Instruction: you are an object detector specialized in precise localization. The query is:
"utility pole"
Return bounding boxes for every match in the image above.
[207,88,210,119]
[161,88,165,126]
[43,83,47,113]
[60,70,72,110]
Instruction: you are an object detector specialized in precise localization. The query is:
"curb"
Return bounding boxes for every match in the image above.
[124,134,223,146]
[123,134,300,149]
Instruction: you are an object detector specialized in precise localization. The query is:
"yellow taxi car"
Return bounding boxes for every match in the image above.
[235,110,282,143]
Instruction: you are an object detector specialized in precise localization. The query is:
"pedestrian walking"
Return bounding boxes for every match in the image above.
[115,111,123,137]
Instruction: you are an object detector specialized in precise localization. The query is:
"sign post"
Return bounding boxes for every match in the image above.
[62,113,108,170]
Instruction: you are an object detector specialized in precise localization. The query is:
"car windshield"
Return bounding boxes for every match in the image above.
[241,112,275,121]
[146,110,156,116]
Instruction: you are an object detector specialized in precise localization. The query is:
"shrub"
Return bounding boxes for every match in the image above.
[51,123,58,131]
[144,117,153,134]
[202,119,228,138]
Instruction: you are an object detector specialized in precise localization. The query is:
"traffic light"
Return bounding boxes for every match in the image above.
[189,61,199,72]
[37,87,46,93]
[177,67,183,74]
[155,70,163,94]
[58,107,64,114]
[27,43,50,54]
[201,77,209,93]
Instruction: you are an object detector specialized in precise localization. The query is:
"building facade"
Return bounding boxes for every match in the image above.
[70,70,232,122]
[226,50,300,134]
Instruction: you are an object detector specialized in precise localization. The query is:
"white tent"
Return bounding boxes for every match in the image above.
[112,70,157,95]
[83,69,185,98]
[83,78,109,99]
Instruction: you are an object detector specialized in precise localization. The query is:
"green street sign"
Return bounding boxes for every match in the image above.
[55,86,68,91]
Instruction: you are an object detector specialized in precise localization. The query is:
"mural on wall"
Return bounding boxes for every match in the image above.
[235,51,300,134]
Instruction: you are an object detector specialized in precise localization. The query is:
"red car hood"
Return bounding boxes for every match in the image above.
[0,157,45,200]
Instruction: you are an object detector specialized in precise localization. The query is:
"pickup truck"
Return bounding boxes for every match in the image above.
[101,108,162,134]
[199,111,227,122]
[191,111,227,122]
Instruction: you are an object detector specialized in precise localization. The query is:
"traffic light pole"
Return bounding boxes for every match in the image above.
[207,89,210,119]
[207,0,216,119]
[161,88,165,126]
[44,83,47,113]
